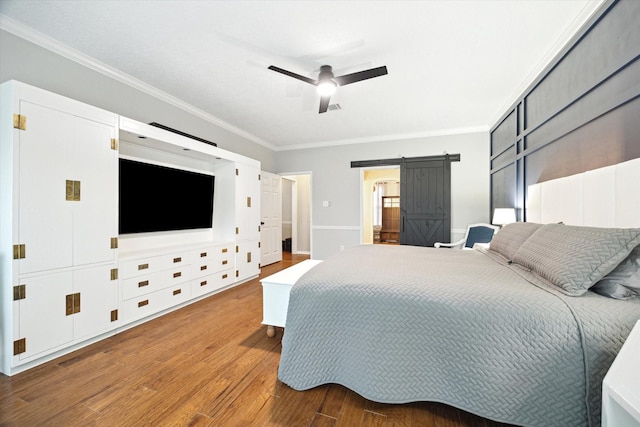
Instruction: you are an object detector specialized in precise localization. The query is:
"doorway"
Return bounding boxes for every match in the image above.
[362,167,400,245]
[280,173,312,256]
[358,154,457,247]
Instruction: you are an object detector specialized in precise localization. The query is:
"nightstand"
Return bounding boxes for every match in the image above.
[602,319,640,427]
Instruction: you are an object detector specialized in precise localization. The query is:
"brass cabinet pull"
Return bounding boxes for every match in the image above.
[222,248,228,253]
[200,252,207,257]
[173,272,181,278]
[200,280,207,287]
[138,263,149,270]
[138,280,149,288]
[173,257,181,263]
[222,260,228,265]
[138,300,149,308]
[222,274,228,279]
[200,265,207,271]
[65,293,81,315]
[173,289,182,296]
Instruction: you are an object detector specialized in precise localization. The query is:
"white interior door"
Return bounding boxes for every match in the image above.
[260,171,282,266]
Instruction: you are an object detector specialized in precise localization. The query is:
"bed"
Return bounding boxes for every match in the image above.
[277,159,640,427]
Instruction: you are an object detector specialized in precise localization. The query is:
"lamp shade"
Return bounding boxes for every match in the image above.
[492,208,516,225]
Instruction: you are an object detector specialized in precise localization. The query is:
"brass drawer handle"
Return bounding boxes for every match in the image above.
[200,265,207,271]
[138,280,149,288]
[222,274,228,279]
[173,289,182,296]
[200,252,207,257]
[222,248,228,253]
[138,299,149,308]
[138,263,149,270]
[173,272,181,278]
[200,280,208,287]
[173,257,181,263]
[222,260,228,265]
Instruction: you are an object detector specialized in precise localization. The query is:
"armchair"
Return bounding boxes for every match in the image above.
[434,223,500,249]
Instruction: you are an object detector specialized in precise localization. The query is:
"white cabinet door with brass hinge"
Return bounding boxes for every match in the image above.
[13,264,118,363]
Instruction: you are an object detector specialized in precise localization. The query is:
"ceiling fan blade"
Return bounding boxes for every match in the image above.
[268,65,317,86]
[319,95,331,114]
[334,66,388,86]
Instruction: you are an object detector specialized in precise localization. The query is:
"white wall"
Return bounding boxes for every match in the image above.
[277,131,490,259]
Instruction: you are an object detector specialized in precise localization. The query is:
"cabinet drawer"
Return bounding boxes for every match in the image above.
[157,253,190,270]
[192,268,234,297]
[122,266,191,300]
[158,267,191,287]
[192,257,232,277]
[120,255,164,278]
[122,284,192,322]
[121,271,164,300]
[120,252,191,279]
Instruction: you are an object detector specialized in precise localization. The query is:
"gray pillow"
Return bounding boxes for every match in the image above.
[511,224,640,296]
[591,246,640,299]
[489,222,543,261]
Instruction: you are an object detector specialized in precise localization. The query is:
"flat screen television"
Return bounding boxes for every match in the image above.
[119,158,215,234]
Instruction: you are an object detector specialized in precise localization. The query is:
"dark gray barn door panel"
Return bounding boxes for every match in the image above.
[400,159,451,247]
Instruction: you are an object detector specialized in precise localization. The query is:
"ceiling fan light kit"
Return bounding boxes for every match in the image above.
[268,64,388,113]
[316,80,337,96]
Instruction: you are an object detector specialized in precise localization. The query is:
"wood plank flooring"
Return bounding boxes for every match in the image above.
[0,253,513,426]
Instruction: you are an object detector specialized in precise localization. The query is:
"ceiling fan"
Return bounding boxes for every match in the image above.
[268,64,388,113]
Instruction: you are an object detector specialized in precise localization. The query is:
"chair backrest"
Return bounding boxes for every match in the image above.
[464,224,500,248]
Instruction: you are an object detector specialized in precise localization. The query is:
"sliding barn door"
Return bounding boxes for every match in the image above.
[400,159,451,247]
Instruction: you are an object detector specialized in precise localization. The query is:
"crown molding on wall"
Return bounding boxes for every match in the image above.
[0,14,277,151]
[275,125,490,152]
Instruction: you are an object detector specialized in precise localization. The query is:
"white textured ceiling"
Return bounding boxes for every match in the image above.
[0,0,603,151]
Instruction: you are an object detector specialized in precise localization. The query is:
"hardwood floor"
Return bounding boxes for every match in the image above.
[0,252,512,426]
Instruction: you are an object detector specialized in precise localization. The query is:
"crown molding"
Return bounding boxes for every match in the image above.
[275,125,489,152]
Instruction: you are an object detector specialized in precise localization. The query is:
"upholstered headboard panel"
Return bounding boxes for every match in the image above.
[527,157,640,228]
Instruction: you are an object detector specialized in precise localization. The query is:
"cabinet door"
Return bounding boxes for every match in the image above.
[16,101,117,273]
[15,271,74,361]
[235,240,260,282]
[73,119,118,265]
[235,163,261,242]
[18,101,74,274]
[73,265,118,339]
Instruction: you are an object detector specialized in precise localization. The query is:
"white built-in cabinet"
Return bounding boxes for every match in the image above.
[0,80,261,376]
[0,81,119,374]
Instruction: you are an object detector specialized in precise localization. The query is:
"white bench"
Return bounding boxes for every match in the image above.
[260,259,322,337]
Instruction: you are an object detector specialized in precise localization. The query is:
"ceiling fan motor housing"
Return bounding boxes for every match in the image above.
[318,65,335,83]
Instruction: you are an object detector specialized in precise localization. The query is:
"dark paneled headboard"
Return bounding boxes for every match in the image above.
[489,0,640,221]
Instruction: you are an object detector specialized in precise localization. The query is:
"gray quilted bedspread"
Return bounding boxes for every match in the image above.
[278,245,640,427]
